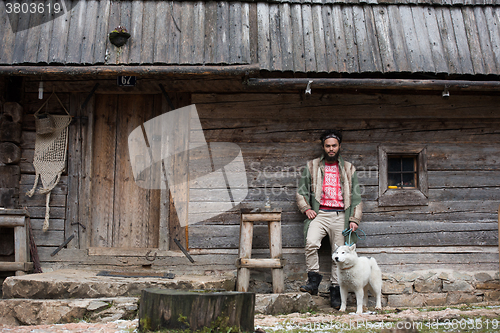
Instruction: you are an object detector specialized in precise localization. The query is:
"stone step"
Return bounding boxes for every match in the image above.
[0,297,140,326]
[0,293,318,326]
[2,269,236,299]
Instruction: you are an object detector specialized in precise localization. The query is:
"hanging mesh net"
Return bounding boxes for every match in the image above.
[26,94,72,232]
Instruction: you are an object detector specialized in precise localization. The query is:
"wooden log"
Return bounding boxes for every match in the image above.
[0,188,18,208]
[139,288,254,332]
[0,64,260,77]
[245,78,500,91]
[0,121,22,143]
[3,102,23,123]
[0,142,21,164]
[0,165,20,188]
[0,262,33,272]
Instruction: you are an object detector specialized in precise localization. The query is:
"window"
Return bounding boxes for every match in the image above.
[387,155,418,189]
[378,146,428,207]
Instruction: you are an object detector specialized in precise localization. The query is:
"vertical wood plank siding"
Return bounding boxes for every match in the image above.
[1,1,500,75]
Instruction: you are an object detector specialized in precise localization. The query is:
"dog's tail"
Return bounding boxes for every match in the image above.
[369,257,381,271]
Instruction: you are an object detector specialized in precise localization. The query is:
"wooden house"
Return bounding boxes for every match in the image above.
[0,0,499,288]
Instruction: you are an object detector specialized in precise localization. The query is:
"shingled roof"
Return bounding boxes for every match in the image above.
[1,0,499,76]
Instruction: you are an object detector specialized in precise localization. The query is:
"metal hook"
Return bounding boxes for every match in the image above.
[145,250,157,261]
[442,85,450,97]
[305,80,313,95]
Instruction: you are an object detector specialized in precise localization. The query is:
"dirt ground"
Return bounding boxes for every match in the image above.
[1,303,500,333]
[255,305,500,332]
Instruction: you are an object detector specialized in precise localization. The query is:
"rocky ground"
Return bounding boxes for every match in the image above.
[1,302,500,333]
[0,319,139,333]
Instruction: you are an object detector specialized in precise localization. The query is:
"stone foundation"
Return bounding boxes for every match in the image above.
[280,270,500,308]
[367,270,498,308]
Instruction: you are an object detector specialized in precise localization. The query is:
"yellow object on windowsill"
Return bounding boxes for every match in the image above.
[388,186,398,189]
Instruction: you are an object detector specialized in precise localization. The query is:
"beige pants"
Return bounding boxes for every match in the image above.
[305,210,345,285]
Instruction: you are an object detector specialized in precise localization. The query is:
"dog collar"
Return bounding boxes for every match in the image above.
[341,265,354,270]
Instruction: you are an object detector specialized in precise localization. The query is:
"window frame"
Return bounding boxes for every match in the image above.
[378,145,428,207]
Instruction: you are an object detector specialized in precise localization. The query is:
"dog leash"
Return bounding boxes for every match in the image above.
[342,228,366,246]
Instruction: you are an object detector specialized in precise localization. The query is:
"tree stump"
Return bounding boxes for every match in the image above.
[139,288,255,332]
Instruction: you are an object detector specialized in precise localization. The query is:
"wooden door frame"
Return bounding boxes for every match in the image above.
[71,92,191,255]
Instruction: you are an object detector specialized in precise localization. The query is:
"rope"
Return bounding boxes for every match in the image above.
[342,227,366,246]
[26,173,39,197]
[43,192,51,232]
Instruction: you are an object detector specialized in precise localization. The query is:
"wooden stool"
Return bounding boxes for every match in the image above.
[236,208,285,293]
[0,209,31,276]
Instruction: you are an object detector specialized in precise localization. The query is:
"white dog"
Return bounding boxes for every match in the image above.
[332,244,382,314]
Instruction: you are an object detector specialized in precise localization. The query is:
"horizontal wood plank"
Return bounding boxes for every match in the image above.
[237,258,284,269]
[189,219,498,249]
[33,247,499,274]
[241,213,282,222]
[32,229,65,247]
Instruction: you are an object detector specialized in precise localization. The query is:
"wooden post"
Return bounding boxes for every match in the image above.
[498,203,499,277]
[269,220,284,293]
[14,223,27,276]
[236,220,253,292]
[0,209,30,276]
[237,208,284,293]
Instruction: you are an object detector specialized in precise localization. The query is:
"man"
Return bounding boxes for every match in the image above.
[296,129,363,308]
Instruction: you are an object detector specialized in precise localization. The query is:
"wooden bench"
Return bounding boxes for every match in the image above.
[236,208,285,293]
[0,209,32,276]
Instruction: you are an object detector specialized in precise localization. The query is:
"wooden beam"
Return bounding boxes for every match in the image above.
[188,246,500,255]
[0,64,260,77]
[0,262,33,272]
[0,216,25,227]
[241,213,282,222]
[246,78,500,92]
[88,247,185,257]
[236,258,284,269]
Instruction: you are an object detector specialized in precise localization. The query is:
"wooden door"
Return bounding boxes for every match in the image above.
[90,94,161,248]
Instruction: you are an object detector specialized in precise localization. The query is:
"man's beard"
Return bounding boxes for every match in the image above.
[324,151,340,162]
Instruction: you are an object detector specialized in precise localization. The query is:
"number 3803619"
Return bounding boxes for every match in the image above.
[5,2,62,14]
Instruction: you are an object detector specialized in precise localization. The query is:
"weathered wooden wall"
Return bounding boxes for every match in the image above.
[20,92,72,251]
[16,88,500,274]
[189,92,500,273]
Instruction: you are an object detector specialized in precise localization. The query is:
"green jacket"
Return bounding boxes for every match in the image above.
[296,155,363,243]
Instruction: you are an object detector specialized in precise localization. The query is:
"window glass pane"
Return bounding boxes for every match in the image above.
[388,157,401,172]
[402,173,416,187]
[388,173,400,187]
[402,157,415,172]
